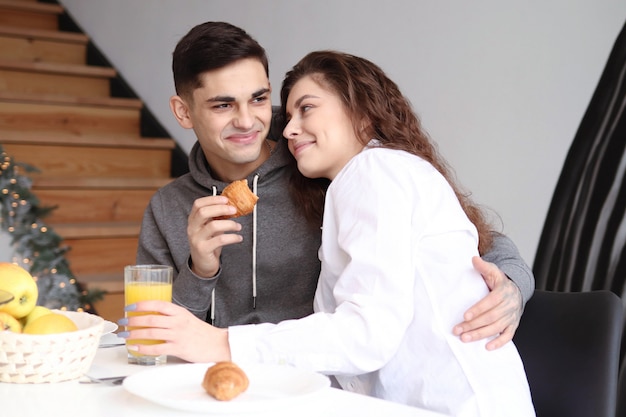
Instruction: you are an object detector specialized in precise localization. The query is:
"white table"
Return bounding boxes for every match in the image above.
[0,340,449,417]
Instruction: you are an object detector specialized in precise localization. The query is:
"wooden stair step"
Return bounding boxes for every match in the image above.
[52,223,141,277]
[0,90,142,108]
[3,142,172,178]
[0,59,115,77]
[80,273,124,294]
[80,273,124,323]
[0,60,114,97]
[53,221,141,239]
[34,180,167,223]
[0,24,88,44]
[0,99,142,138]
[0,131,176,149]
[63,232,139,276]
[0,0,64,12]
[0,25,88,65]
[33,176,173,189]
[0,1,64,31]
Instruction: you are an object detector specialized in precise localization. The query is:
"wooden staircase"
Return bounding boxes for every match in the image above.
[0,0,180,322]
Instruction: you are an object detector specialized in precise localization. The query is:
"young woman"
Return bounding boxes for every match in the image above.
[124,50,535,416]
[268,50,534,416]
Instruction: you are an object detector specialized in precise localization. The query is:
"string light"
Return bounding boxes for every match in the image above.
[0,144,102,312]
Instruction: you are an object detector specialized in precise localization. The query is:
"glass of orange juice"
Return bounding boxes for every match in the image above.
[124,264,173,365]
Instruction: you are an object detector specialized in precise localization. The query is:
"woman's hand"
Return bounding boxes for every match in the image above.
[118,300,231,363]
[453,256,523,350]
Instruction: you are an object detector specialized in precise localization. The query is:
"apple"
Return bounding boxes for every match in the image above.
[0,311,22,333]
[0,262,38,319]
[22,305,52,327]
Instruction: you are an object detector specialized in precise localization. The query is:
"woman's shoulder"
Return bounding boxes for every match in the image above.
[348,145,436,178]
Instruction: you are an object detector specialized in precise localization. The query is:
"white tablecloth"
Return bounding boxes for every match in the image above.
[0,338,449,417]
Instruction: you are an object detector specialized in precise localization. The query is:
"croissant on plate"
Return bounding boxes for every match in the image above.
[217,179,259,219]
[202,361,250,401]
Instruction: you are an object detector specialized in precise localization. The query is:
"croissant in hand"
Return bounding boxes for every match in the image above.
[218,179,259,219]
[202,361,250,401]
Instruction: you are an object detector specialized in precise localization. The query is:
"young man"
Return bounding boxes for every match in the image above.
[132,21,534,360]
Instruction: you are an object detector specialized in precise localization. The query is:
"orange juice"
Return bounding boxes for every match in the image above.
[125,281,172,351]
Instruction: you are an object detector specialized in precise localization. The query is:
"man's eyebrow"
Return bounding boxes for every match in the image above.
[206,95,235,103]
[251,88,270,98]
[206,88,270,104]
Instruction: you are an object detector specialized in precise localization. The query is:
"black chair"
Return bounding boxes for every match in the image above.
[512,290,623,417]
[617,360,626,417]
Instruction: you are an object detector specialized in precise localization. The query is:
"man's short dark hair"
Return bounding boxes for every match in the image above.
[172,21,269,98]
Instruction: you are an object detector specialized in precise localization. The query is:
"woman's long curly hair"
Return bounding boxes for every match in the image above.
[279,51,493,254]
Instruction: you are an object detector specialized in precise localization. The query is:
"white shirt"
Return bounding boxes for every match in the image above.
[229,145,535,416]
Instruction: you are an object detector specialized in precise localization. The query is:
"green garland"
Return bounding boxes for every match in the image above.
[0,144,103,311]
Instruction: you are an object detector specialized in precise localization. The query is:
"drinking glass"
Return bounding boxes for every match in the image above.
[124,265,173,365]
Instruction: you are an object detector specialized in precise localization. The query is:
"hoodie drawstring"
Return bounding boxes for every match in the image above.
[252,174,259,309]
[210,186,217,325]
[209,177,260,324]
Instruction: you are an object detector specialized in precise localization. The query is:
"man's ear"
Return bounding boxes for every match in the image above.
[169,95,194,129]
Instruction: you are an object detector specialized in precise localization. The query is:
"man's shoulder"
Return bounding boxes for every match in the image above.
[152,172,205,200]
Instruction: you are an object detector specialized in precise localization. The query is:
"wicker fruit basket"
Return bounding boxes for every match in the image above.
[0,310,104,383]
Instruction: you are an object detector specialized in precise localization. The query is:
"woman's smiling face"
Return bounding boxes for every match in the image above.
[282,75,365,180]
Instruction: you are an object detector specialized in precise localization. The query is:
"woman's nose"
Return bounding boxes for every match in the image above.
[283,118,300,139]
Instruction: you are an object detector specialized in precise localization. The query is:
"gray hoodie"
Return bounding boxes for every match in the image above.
[137,138,534,327]
[137,138,321,326]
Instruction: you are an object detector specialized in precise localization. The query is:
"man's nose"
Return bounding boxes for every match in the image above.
[233,107,254,129]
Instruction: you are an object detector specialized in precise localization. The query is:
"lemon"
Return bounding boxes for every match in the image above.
[22,313,78,335]
[22,305,53,327]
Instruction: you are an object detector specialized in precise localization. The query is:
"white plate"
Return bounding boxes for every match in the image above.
[123,362,330,414]
[102,320,118,334]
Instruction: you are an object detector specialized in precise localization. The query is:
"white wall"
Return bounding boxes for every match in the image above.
[56,0,626,265]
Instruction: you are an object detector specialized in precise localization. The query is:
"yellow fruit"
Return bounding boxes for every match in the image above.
[23,305,53,327]
[22,313,78,335]
[0,311,23,333]
[0,262,38,319]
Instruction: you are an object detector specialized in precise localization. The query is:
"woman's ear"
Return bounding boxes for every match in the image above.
[358,117,373,140]
[169,95,194,129]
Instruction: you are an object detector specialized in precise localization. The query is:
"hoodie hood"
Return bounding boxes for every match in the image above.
[187,138,292,192]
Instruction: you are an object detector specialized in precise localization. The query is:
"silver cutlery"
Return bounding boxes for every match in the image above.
[80,375,126,385]
[98,342,125,348]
